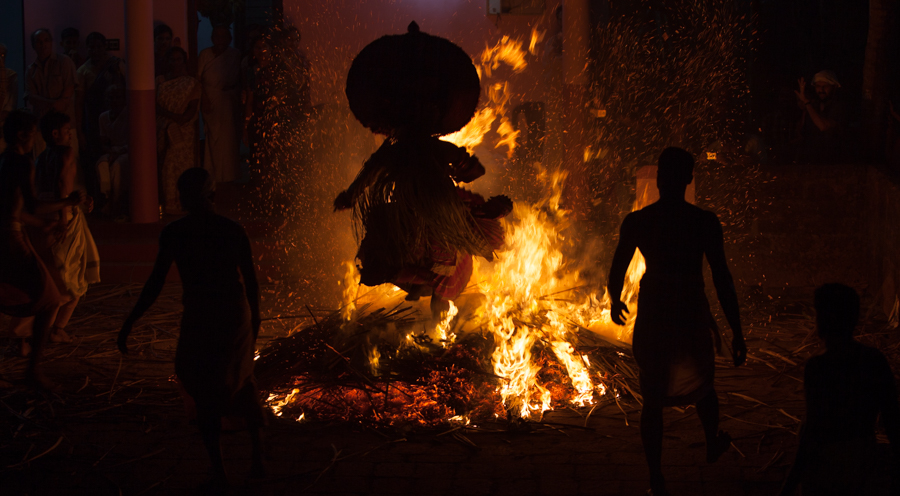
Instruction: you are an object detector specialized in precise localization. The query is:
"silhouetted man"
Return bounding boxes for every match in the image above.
[779,284,900,496]
[608,147,746,496]
[118,168,265,490]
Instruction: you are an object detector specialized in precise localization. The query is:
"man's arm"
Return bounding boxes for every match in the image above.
[607,214,638,325]
[238,230,261,339]
[704,213,746,365]
[803,103,838,132]
[118,232,175,353]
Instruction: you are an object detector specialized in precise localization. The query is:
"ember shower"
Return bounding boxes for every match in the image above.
[258,0,754,425]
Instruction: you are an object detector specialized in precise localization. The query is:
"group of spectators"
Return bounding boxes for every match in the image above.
[1,22,311,218]
[0,22,311,379]
[0,28,128,219]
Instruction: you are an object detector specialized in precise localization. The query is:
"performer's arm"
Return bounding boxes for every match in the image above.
[607,215,638,325]
[239,231,261,340]
[704,213,746,366]
[334,143,388,210]
[118,230,175,353]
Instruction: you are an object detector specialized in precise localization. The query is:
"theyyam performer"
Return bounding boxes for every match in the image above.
[334,22,512,319]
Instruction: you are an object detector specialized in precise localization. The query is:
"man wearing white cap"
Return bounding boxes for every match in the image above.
[795,70,847,163]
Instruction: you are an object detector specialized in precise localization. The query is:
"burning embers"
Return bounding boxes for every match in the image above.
[257,168,646,425]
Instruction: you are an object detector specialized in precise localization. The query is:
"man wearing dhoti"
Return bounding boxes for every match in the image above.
[198,26,242,183]
[607,147,747,496]
[1,110,86,389]
[118,168,265,490]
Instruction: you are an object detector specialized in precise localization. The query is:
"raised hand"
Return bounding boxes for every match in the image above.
[794,77,809,106]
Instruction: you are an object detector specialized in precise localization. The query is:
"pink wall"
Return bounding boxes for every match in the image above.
[283,0,556,106]
[23,0,187,69]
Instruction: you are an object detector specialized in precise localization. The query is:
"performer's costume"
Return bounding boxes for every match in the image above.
[338,22,510,300]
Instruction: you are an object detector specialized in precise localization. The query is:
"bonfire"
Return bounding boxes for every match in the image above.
[256,27,650,427]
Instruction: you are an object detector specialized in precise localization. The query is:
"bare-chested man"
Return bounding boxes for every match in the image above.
[117,168,265,490]
[607,147,747,496]
[0,109,85,388]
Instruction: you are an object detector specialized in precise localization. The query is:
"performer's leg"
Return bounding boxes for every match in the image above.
[196,402,228,485]
[641,405,668,495]
[9,317,34,357]
[430,294,450,320]
[235,382,267,478]
[50,296,80,342]
[697,389,731,463]
[25,307,59,389]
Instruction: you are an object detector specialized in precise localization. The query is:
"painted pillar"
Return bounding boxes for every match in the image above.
[126,0,158,223]
[562,0,590,216]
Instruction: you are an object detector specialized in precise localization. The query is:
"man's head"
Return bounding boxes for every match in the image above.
[3,110,38,152]
[251,37,271,66]
[40,110,72,146]
[814,283,860,345]
[154,24,173,54]
[166,47,188,76]
[31,29,54,60]
[105,84,126,114]
[657,147,694,198]
[60,27,79,53]
[86,32,108,62]
[211,26,232,49]
[812,70,840,103]
[177,167,216,212]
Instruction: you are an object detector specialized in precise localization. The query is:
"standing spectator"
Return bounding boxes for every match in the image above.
[0,110,85,387]
[154,24,174,78]
[34,111,99,343]
[795,70,848,164]
[0,43,19,152]
[779,284,900,496]
[25,28,77,157]
[156,47,200,214]
[60,27,84,69]
[76,32,126,199]
[198,26,241,183]
[97,85,128,219]
[283,26,312,118]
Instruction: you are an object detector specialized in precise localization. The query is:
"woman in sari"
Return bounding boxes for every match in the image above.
[199,26,241,183]
[157,47,200,214]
